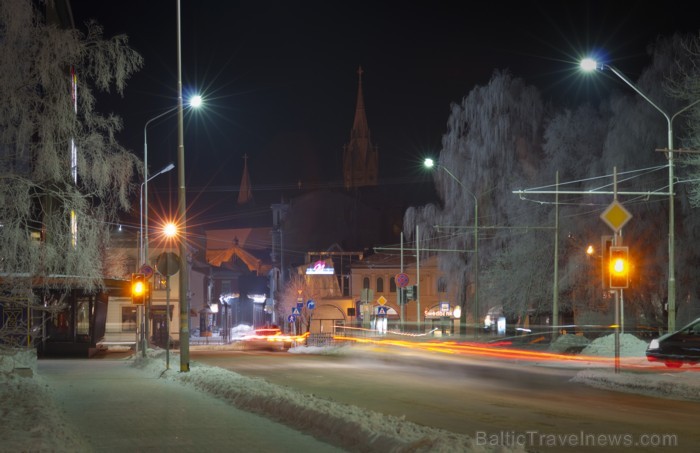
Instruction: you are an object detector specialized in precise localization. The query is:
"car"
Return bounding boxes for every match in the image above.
[646,317,700,368]
[241,326,293,351]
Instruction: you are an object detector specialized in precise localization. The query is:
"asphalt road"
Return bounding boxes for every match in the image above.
[191,347,699,452]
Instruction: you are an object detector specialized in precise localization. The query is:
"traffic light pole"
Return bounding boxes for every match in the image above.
[613,173,621,374]
[614,287,621,374]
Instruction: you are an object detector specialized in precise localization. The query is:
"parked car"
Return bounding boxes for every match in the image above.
[646,317,700,368]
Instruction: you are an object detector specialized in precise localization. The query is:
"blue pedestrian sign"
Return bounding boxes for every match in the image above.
[377,306,388,315]
[292,307,301,315]
[288,314,296,323]
[307,299,316,310]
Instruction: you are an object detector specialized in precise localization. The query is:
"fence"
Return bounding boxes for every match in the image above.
[306,333,334,347]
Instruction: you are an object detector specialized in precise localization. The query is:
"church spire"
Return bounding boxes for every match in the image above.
[352,66,369,138]
[237,153,253,205]
[343,66,378,189]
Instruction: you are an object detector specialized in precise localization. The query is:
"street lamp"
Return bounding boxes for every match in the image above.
[424,158,479,337]
[142,95,202,267]
[139,163,174,264]
[581,58,700,332]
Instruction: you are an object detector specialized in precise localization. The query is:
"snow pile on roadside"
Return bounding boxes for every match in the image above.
[133,350,526,453]
[580,333,649,357]
[548,333,590,353]
[0,372,90,452]
[572,368,700,402]
[573,333,700,401]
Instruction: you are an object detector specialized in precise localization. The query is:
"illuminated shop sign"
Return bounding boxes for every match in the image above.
[305,260,334,275]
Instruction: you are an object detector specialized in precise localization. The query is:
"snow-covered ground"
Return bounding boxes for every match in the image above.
[2,333,699,452]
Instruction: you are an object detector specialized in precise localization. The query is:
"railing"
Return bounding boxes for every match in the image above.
[306,333,334,347]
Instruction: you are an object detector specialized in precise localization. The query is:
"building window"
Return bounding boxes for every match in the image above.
[376,277,384,293]
[362,277,370,289]
[122,306,137,332]
[438,277,447,294]
[153,273,168,290]
[221,280,232,294]
[76,298,90,336]
[390,277,397,293]
[342,274,350,297]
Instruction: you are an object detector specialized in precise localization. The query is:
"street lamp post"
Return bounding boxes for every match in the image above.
[424,158,478,337]
[142,94,202,267]
[581,58,700,332]
[138,163,173,357]
[142,107,176,266]
[141,97,200,360]
[176,0,190,372]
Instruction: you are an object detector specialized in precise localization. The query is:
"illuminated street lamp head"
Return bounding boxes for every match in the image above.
[163,222,177,238]
[189,94,203,109]
[580,58,601,72]
[424,158,435,169]
[586,245,594,256]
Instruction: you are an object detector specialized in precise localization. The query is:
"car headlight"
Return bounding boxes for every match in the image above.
[648,339,660,350]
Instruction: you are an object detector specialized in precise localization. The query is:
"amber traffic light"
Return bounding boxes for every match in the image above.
[609,246,629,289]
[131,273,146,304]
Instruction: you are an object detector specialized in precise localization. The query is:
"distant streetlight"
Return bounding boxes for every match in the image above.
[424,158,479,336]
[580,57,700,332]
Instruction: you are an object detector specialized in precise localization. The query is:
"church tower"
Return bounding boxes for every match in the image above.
[343,66,379,189]
[237,153,253,205]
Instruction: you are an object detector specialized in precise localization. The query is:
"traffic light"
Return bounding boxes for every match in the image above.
[131,273,146,304]
[609,246,629,289]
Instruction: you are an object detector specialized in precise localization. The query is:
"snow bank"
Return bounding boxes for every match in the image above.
[0,347,37,375]
[580,333,649,357]
[548,334,590,353]
[0,372,90,452]
[133,350,525,453]
[572,368,700,402]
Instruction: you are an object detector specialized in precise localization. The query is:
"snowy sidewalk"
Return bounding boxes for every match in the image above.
[38,358,344,453]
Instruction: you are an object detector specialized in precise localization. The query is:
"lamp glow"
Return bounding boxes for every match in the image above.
[580,58,599,72]
[163,222,177,238]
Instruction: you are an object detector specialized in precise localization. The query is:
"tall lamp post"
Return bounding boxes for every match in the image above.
[176,0,190,372]
[424,158,478,337]
[581,58,700,332]
[142,94,202,266]
[139,162,173,357]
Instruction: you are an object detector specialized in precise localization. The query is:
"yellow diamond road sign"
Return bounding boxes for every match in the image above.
[601,200,632,232]
[377,296,387,306]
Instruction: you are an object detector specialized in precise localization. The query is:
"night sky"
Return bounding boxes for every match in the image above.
[68,1,698,223]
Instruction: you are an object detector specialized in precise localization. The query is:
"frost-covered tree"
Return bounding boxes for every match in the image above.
[277,265,341,334]
[407,37,700,333]
[0,0,142,345]
[541,33,700,328]
[405,71,549,326]
[666,33,700,206]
